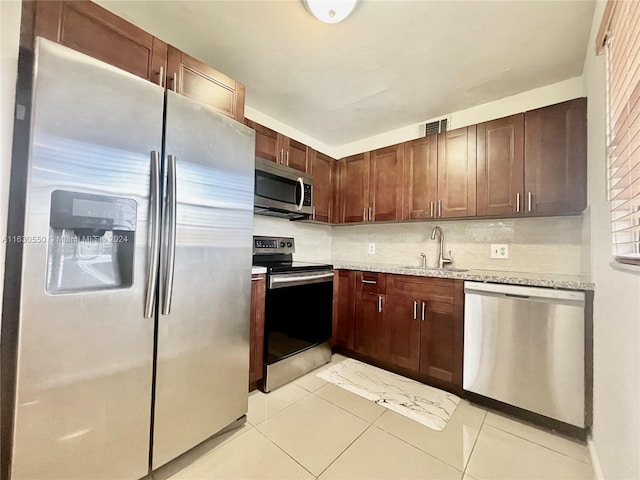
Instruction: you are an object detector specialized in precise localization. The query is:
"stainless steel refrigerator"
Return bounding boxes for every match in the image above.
[3,38,255,479]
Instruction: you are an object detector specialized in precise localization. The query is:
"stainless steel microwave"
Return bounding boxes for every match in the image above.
[254,157,313,219]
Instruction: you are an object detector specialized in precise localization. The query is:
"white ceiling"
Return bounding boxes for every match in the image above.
[98,0,595,147]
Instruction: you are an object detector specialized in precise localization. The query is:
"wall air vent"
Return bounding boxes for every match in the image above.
[418,117,450,137]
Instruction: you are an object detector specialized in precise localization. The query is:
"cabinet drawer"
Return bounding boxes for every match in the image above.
[386,274,454,303]
[356,271,386,294]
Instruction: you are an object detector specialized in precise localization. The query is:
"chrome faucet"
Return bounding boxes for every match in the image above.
[430,226,453,269]
[420,252,427,268]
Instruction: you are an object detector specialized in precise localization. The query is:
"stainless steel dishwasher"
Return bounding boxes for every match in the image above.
[463,281,586,427]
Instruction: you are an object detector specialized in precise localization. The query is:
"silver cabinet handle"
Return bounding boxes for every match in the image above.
[286,150,289,166]
[378,295,383,313]
[369,207,373,221]
[430,201,434,218]
[528,192,532,212]
[363,207,367,221]
[421,301,426,321]
[251,276,262,281]
[171,72,178,92]
[361,279,377,284]
[280,149,285,164]
[296,177,305,211]
[438,200,442,218]
[516,193,521,213]
[144,151,162,319]
[162,154,178,315]
[312,205,316,220]
[413,300,418,320]
[157,66,164,88]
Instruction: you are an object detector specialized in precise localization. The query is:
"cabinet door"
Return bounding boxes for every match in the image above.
[34,1,167,84]
[370,145,403,222]
[246,120,279,163]
[404,136,438,220]
[282,137,309,172]
[249,274,266,385]
[419,301,463,387]
[333,270,356,350]
[340,153,370,223]
[524,98,587,215]
[309,149,335,222]
[354,291,384,358]
[167,46,245,122]
[437,127,477,218]
[477,114,524,216]
[384,295,421,371]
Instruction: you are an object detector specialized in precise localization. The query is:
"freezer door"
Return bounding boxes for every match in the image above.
[152,91,255,468]
[9,40,164,479]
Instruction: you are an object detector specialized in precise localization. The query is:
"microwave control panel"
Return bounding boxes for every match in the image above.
[303,184,312,207]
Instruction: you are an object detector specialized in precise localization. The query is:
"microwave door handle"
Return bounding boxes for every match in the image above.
[296,177,305,211]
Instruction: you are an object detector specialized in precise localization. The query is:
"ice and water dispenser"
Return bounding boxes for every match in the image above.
[47,190,137,294]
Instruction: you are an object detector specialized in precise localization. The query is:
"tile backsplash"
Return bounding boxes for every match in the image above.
[253,215,588,276]
[331,216,587,275]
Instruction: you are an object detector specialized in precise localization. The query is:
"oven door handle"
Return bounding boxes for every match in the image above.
[269,271,334,289]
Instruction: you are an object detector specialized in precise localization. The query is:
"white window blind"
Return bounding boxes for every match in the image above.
[604,0,640,265]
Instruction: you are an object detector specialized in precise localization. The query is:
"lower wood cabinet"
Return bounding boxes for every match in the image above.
[249,273,266,387]
[335,270,464,393]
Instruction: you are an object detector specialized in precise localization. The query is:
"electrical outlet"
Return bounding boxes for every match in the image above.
[368,243,376,254]
[491,244,509,259]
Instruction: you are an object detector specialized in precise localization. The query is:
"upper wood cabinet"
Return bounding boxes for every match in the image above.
[524,98,587,216]
[340,153,370,223]
[308,149,336,223]
[404,135,438,220]
[29,1,245,123]
[338,146,403,223]
[477,114,525,216]
[402,127,476,221]
[437,126,477,218]
[370,145,404,222]
[244,120,309,172]
[32,1,167,84]
[167,46,245,122]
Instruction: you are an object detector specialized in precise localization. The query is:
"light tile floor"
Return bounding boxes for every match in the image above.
[170,355,594,480]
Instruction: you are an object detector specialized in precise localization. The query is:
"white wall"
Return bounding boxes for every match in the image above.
[583,2,640,479]
[246,76,586,160]
[253,215,332,263]
[0,0,22,330]
[331,216,586,275]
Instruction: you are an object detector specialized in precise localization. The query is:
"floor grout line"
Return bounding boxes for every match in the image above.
[314,423,376,479]
[461,409,488,476]
[252,423,317,478]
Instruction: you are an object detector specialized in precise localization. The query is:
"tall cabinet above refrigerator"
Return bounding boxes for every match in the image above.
[1,38,255,479]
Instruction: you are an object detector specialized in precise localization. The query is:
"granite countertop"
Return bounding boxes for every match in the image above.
[332,262,594,291]
[251,266,267,275]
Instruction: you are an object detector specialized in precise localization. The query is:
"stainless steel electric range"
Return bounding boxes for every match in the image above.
[252,236,333,392]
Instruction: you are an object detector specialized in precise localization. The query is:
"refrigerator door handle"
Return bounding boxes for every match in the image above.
[144,151,162,319]
[162,154,178,315]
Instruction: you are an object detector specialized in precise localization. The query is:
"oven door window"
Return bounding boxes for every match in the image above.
[264,280,332,364]
[255,170,301,206]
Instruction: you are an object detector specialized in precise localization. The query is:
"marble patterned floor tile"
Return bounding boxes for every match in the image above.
[318,426,463,480]
[315,383,386,423]
[374,400,486,471]
[168,428,313,480]
[317,358,459,430]
[247,383,309,426]
[256,394,369,476]
[483,411,590,463]
[466,425,594,480]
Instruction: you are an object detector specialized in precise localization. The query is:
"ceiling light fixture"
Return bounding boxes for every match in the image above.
[303,0,359,24]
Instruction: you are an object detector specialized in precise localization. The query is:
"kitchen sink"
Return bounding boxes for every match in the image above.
[400,266,469,272]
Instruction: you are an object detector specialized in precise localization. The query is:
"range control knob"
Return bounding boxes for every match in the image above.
[287,242,292,248]
[280,241,285,247]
